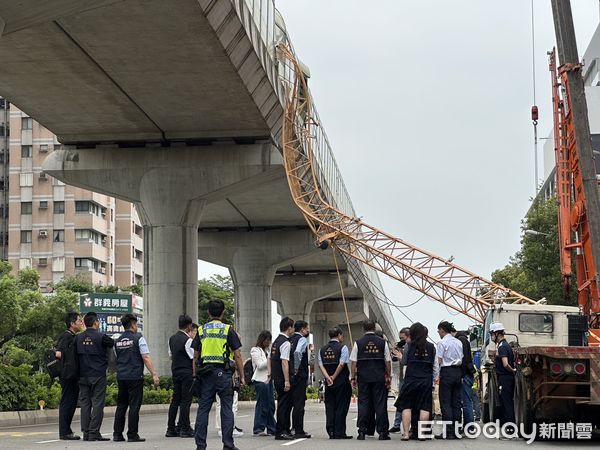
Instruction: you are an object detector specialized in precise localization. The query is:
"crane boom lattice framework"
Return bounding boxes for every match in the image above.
[277,45,537,326]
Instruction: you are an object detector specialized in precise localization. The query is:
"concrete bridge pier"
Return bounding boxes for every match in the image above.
[43,143,283,374]
[197,229,321,357]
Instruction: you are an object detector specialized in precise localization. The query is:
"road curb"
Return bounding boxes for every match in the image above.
[0,401,263,428]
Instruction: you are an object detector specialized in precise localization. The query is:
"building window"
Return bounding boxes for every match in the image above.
[21,145,32,158]
[39,200,48,209]
[52,256,65,272]
[75,201,100,215]
[75,229,90,240]
[21,117,33,130]
[54,201,65,214]
[53,230,64,242]
[21,202,32,215]
[39,144,48,152]
[20,230,32,243]
[19,173,33,187]
[19,258,32,269]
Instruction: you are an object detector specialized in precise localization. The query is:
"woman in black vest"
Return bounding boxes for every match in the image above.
[394,322,436,441]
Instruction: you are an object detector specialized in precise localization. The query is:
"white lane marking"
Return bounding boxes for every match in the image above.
[238,415,250,418]
[282,438,307,446]
[36,440,59,444]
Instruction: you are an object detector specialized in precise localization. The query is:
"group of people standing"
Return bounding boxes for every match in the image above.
[54,302,517,448]
[55,311,159,442]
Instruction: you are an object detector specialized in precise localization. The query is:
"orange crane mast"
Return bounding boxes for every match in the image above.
[549,48,600,343]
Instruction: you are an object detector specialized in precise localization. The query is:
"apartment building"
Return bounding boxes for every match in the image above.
[4,104,144,290]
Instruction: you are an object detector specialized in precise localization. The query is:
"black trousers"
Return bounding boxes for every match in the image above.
[274,381,293,435]
[290,377,308,434]
[167,373,193,431]
[439,366,462,437]
[324,382,352,437]
[498,374,515,426]
[113,379,144,437]
[357,381,389,435]
[59,378,79,437]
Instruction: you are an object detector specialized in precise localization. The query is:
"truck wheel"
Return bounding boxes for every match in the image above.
[514,372,533,434]
[488,374,498,422]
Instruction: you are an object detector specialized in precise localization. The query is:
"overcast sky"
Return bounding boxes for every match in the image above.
[200,1,600,341]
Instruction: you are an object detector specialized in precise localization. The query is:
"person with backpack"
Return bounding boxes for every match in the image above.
[250,330,276,436]
[55,312,84,440]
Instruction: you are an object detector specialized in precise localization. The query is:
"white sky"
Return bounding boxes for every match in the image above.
[199,1,600,341]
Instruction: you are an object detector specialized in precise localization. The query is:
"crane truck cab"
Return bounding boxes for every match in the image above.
[479,303,600,432]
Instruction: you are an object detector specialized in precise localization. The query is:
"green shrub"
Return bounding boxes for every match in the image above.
[143,387,171,404]
[0,364,36,411]
[105,383,119,407]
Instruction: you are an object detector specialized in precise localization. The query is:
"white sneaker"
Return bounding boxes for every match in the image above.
[233,429,244,437]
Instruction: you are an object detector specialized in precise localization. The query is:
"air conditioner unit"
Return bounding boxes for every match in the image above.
[39,172,47,179]
[101,236,107,243]
[101,211,107,217]
[100,267,106,274]
[39,229,48,238]
[39,201,48,209]
[38,258,47,266]
[39,145,48,153]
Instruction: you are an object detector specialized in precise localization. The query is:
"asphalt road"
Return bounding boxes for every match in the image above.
[0,401,595,450]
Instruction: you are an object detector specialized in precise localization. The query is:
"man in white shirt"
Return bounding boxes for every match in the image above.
[435,321,463,440]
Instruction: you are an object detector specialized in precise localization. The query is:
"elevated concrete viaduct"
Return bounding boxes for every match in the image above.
[0,0,398,373]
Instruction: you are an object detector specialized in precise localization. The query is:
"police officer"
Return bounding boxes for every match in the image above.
[350,320,392,441]
[192,300,244,450]
[490,322,516,431]
[271,317,295,440]
[289,320,311,439]
[55,312,84,440]
[166,314,195,438]
[76,312,114,442]
[112,314,159,442]
[318,327,352,439]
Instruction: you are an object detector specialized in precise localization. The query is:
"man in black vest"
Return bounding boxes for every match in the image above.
[350,320,391,441]
[318,327,352,439]
[270,317,295,440]
[55,312,84,440]
[289,320,311,439]
[166,314,195,438]
[77,312,114,441]
[112,314,159,442]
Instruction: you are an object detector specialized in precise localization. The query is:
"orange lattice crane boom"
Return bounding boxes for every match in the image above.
[277,44,537,326]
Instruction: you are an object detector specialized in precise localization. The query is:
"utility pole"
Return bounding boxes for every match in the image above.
[551,0,600,301]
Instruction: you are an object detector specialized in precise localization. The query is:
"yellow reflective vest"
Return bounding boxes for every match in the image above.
[199,320,231,364]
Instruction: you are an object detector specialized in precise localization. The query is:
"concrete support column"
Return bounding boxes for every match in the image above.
[229,254,276,352]
[136,171,207,375]
[197,229,322,358]
[43,143,282,374]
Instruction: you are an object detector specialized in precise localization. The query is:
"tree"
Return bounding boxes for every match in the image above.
[492,197,577,306]
[198,275,235,325]
[0,264,79,369]
[52,274,94,294]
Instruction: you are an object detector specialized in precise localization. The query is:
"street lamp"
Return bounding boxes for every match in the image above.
[523,229,549,237]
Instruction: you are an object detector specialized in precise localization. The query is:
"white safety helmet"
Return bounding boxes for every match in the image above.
[489,322,505,333]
